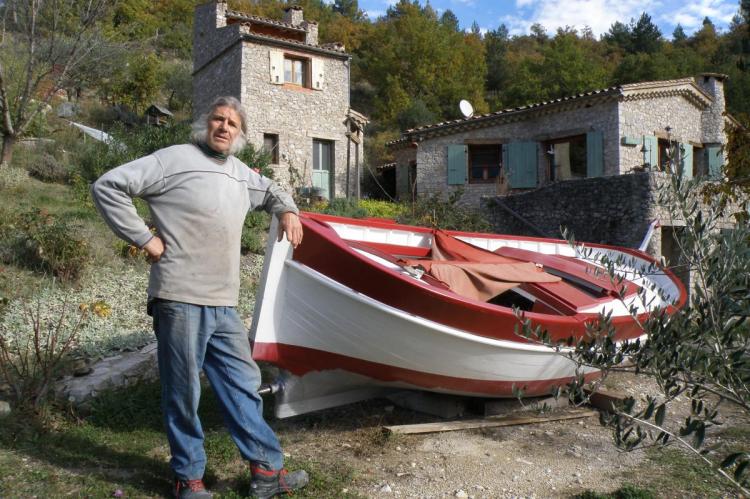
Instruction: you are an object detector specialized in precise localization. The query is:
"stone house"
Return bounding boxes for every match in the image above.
[193,1,367,198]
[388,74,740,293]
[388,74,733,205]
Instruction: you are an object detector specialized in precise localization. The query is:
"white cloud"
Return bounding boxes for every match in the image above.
[499,0,737,37]
[663,0,737,31]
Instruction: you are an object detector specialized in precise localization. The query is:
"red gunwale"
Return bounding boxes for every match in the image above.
[293,212,687,343]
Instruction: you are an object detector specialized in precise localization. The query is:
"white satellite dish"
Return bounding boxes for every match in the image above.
[459,99,474,118]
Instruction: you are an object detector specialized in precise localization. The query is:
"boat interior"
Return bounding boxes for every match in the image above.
[306,216,645,318]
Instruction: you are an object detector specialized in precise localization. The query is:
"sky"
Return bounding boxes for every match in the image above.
[358,0,743,38]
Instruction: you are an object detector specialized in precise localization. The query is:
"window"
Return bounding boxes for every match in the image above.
[263,134,279,164]
[284,56,307,86]
[545,135,586,181]
[468,145,501,183]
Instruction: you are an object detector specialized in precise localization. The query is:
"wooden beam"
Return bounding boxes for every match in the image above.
[383,408,596,435]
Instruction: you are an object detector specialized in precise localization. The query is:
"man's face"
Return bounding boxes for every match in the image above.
[206,106,242,154]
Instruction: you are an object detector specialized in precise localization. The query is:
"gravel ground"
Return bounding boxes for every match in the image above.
[273,371,747,498]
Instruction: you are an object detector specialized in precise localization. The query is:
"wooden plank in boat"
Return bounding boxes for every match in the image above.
[383,408,597,435]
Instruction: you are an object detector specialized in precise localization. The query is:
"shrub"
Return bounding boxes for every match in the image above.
[0,290,88,410]
[2,209,90,283]
[27,153,70,183]
[359,199,406,219]
[241,211,271,254]
[397,190,492,232]
[315,198,368,218]
[0,166,29,190]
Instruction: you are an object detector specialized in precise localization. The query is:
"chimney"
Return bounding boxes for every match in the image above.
[283,6,304,26]
[302,21,318,45]
[696,73,729,145]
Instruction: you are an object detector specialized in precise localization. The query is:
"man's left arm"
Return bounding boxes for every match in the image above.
[250,172,303,248]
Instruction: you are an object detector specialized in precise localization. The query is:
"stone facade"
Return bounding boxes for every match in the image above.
[193,1,366,196]
[390,75,730,208]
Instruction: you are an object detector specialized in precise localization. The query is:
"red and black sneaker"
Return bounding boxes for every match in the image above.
[174,478,213,499]
[250,465,309,498]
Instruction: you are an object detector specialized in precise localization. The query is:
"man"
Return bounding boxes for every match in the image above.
[92,96,308,499]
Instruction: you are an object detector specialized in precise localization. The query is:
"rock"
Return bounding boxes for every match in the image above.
[455,490,468,498]
[379,483,392,493]
[0,400,10,416]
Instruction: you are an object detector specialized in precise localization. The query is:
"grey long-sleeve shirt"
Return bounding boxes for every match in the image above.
[91,143,298,306]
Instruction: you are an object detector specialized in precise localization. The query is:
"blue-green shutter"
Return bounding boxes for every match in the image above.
[706,145,724,179]
[586,131,604,177]
[680,143,693,180]
[447,145,467,185]
[642,136,658,168]
[507,141,538,188]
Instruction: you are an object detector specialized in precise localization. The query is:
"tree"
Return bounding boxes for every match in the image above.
[520,155,750,493]
[630,12,662,53]
[332,0,362,20]
[440,9,459,31]
[0,0,113,165]
[672,24,687,44]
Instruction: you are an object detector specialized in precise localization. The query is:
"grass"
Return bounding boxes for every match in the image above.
[0,379,364,498]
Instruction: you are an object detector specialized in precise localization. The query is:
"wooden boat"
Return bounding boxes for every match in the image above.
[250,212,686,417]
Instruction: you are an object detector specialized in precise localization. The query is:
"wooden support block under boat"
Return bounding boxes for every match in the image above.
[383,408,597,435]
[583,387,630,412]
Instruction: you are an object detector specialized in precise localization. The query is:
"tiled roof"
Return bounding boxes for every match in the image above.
[240,28,349,57]
[387,77,714,146]
[226,9,306,32]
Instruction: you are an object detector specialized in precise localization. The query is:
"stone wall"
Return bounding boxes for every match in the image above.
[618,94,705,173]
[481,172,660,248]
[239,42,351,192]
[407,102,620,207]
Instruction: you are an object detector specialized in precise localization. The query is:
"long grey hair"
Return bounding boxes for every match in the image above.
[191,96,248,155]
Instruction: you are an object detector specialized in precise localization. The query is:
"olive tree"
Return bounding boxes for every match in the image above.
[0,0,112,165]
[518,149,750,494]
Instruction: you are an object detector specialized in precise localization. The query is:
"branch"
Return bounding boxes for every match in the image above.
[617,411,750,495]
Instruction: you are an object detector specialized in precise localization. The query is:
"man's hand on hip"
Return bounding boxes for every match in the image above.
[143,236,165,263]
[278,212,303,249]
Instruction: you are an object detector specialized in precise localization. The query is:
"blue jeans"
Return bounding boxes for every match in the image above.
[151,300,284,480]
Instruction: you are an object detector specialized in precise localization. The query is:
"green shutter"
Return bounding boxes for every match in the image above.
[680,143,693,180]
[507,141,538,188]
[706,145,724,179]
[447,145,467,185]
[586,131,604,177]
[643,135,658,168]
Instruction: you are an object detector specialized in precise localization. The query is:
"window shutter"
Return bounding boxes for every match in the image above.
[507,141,538,188]
[269,50,284,84]
[447,145,467,185]
[706,145,723,179]
[642,135,658,168]
[586,130,604,177]
[310,57,324,90]
[680,143,693,180]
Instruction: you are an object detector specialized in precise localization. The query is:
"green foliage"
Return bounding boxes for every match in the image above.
[26,153,71,184]
[241,211,271,254]
[235,143,274,178]
[111,53,165,113]
[311,198,369,218]
[519,165,750,494]
[358,199,407,219]
[0,209,90,283]
[73,122,191,187]
[397,189,492,231]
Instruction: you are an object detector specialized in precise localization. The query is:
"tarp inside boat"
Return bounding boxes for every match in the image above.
[400,230,561,302]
